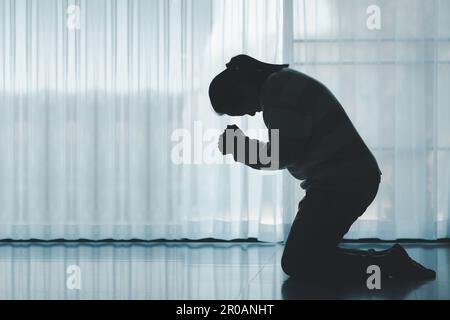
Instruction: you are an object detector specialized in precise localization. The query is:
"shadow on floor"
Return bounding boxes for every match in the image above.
[281,277,429,300]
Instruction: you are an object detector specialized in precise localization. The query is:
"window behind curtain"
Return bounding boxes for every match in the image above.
[290,0,450,239]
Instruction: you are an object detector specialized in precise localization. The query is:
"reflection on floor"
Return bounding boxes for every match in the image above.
[0,242,448,299]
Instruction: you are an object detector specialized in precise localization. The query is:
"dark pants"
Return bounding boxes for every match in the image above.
[281,174,381,280]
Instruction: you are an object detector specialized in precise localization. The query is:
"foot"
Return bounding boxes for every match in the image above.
[384,244,436,281]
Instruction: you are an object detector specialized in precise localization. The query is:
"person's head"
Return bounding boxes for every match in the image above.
[209,55,288,116]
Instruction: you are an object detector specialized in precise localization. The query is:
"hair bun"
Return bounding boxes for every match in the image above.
[225,54,288,73]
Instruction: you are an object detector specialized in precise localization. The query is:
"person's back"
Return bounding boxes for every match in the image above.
[261,68,381,189]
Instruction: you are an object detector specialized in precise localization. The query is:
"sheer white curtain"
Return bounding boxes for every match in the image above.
[292,0,450,239]
[0,0,295,241]
[0,0,449,242]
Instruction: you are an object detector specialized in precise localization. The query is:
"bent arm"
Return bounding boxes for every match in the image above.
[233,131,304,171]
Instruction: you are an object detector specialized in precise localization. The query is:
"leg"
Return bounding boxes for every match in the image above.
[281,179,380,280]
[281,179,435,281]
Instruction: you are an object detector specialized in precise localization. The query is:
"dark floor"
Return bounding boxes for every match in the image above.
[0,242,448,299]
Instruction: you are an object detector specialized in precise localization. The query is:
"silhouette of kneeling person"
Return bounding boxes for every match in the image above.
[209,54,435,283]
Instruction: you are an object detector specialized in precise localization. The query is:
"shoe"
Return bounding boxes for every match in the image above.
[384,244,436,281]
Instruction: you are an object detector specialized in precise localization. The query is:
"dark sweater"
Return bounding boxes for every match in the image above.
[243,67,381,189]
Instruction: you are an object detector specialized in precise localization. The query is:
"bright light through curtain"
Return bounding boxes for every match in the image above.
[292,0,450,239]
[0,0,294,241]
[1,0,449,242]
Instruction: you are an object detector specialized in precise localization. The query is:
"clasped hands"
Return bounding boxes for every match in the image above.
[217,124,247,157]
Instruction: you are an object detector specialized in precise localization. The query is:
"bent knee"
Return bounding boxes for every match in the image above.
[281,250,314,277]
[281,247,331,277]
